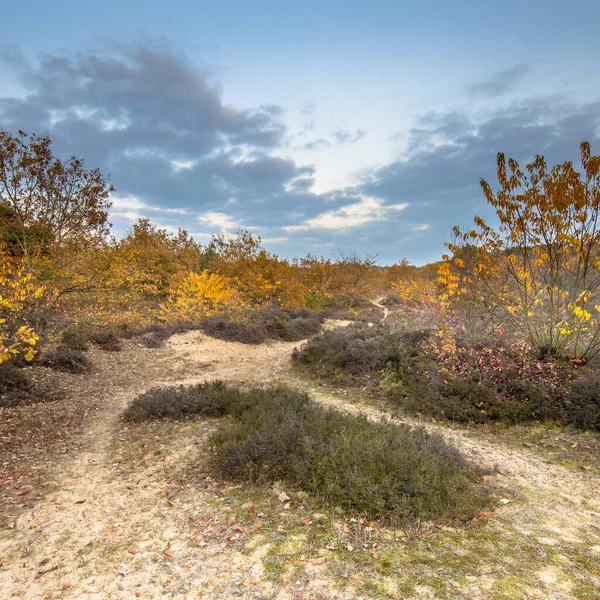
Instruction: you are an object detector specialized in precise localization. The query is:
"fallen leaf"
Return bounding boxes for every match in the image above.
[309,557,326,565]
[301,517,312,526]
[74,499,86,504]
[278,491,290,502]
[34,566,57,579]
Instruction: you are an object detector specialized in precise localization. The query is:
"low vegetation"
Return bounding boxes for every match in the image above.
[124,381,490,522]
[200,305,323,344]
[294,324,600,431]
[37,346,91,374]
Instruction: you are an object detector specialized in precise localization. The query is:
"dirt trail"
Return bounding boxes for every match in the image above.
[0,333,299,600]
[1,329,599,599]
[371,298,390,321]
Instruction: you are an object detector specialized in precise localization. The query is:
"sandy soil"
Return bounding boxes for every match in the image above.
[0,328,599,599]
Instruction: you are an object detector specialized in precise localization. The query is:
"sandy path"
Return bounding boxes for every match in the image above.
[0,332,299,600]
[0,328,599,599]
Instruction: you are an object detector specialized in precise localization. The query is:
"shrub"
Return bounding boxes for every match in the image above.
[296,324,576,427]
[354,307,385,323]
[60,327,90,351]
[123,381,247,422]
[38,346,91,373]
[0,360,64,407]
[387,369,560,426]
[0,362,32,402]
[87,328,123,351]
[567,375,600,431]
[320,308,356,321]
[380,295,400,307]
[124,382,490,522]
[293,324,431,381]
[200,305,323,345]
[201,316,267,345]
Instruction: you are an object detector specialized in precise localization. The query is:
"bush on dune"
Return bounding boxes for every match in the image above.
[292,324,431,381]
[123,381,490,522]
[38,346,91,373]
[200,304,323,345]
[294,324,599,431]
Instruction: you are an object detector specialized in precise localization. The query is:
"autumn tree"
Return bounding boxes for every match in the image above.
[203,231,305,307]
[0,129,114,260]
[444,141,600,359]
[161,271,239,321]
[0,247,48,363]
[330,252,379,308]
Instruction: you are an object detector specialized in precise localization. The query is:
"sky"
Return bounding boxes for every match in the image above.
[1,0,599,265]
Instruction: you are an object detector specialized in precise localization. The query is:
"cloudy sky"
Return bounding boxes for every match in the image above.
[1,0,599,264]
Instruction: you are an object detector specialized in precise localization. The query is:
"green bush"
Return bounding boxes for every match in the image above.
[124,382,489,522]
[87,328,123,351]
[380,295,401,307]
[567,375,600,431]
[123,381,247,421]
[38,346,91,373]
[0,362,33,407]
[201,317,267,344]
[391,373,555,425]
[353,306,385,323]
[295,325,579,428]
[60,327,90,351]
[201,305,323,345]
[293,324,431,380]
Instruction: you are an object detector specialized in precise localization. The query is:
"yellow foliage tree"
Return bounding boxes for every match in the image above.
[161,271,239,322]
[444,141,600,359]
[203,231,305,307]
[0,249,48,363]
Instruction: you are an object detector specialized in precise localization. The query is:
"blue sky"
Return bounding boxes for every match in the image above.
[1,0,599,264]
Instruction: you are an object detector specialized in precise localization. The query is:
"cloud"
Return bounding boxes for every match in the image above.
[332,128,366,144]
[284,195,407,231]
[0,42,322,228]
[2,41,599,265]
[359,95,600,262]
[465,65,530,98]
[301,138,331,150]
[198,211,246,233]
[111,194,188,214]
[301,129,366,151]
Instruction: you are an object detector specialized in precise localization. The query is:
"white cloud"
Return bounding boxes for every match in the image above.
[413,224,430,231]
[171,159,197,171]
[198,211,245,233]
[284,195,407,232]
[110,194,188,215]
